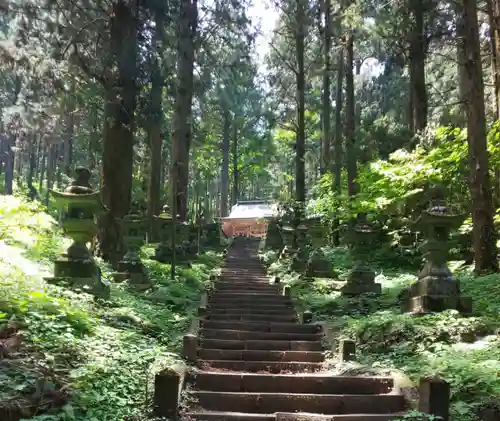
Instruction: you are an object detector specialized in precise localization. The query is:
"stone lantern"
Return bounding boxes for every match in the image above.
[306,215,327,248]
[264,218,283,251]
[341,215,381,296]
[280,225,295,249]
[44,167,109,298]
[405,185,471,314]
[153,205,173,263]
[115,213,150,287]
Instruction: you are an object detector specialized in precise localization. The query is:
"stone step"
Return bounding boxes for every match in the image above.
[209,295,290,304]
[208,308,296,316]
[208,303,294,311]
[200,339,323,351]
[197,360,323,373]
[184,412,273,421]
[184,411,273,420]
[201,321,319,334]
[200,329,322,342]
[206,314,298,323]
[189,373,394,394]
[214,285,279,291]
[184,412,406,421]
[192,391,405,414]
[198,349,325,362]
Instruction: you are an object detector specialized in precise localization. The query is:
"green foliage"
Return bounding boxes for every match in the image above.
[262,241,500,421]
[0,196,221,421]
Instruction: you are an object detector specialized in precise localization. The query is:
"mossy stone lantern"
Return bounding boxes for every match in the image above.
[306,215,327,248]
[153,205,173,263]
[280,225,295,249]
[341,215,381,296]
[406,185,472,314]
[264,218,283,251]
[44,167,109,298]
[116,213,150,287]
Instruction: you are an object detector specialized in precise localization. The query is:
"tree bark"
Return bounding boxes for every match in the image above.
[99,0,139,264]
[295,0,306,203]
[147,7,165,236]
[345,32,357,197]
[221,108,231,216]
[321,0,332,175]
[171,0,198,221]
[232,121,238,206]
[409,0,427,132]
[462,0,499,274]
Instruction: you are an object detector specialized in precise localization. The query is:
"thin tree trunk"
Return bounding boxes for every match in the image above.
[221,108,230,216]
[232,121,238,206]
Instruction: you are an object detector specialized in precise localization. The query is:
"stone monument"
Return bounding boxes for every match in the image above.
[114,213,150,288]
[341,215,381,296]
[405,185,472,314]
[44,167,109,298]
[153,205,173,263]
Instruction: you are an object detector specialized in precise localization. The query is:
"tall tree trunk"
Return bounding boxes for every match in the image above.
[232,121,238,206]
[221,108,230,216]
[462,0,499,274]
[345,32,357,197]
[99,0,138,264]
[487,0,500,119]
[409,0,427,132]
[4,134,14,194]
[147,7,165,236]
[295,0,306,203]
[64,89,75,175]
[321,0,332,175]
[332,48,344,246]
[171,0,198,221]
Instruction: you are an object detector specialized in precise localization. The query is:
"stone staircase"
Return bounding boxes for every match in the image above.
[184,237,406,420]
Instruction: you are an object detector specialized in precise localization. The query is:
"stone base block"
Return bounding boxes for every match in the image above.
[408,295,472,315]
[341,282,381,297]
[117,260,146,274]
[54,259,97,278]
[112,272,128,282]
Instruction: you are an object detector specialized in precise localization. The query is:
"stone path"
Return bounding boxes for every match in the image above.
[184,237,406,420]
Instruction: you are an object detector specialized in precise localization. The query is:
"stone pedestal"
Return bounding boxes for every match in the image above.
[153,211,173,263]
[406,185,471,315]
[43,167,109,299]
[341,219,381,296]
[306,216,327,248]
[306,249,336,278]
[114,213,150,288]
[265,219,283,250]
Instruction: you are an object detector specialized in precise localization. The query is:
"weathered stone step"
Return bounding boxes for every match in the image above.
[208,308,296,316]
[198,349,325,362]
[275,414,406,421]
[201,321,319,334]
[209,303,294,311]
[184,412,273,421]
[190,373,394,394]
[197,360,322,373]
[184,412,406,421]
[214,285,279,291]
[200,339,323,351]
[209,293,289,302]
[192,391,405,414]
[206,314,298,323]
[201,329,322,342]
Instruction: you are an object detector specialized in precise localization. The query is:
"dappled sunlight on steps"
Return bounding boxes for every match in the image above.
[183,237,406,421]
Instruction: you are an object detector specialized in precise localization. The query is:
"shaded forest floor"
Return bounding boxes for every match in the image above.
[261,247,500,421]
[0,195,221,421]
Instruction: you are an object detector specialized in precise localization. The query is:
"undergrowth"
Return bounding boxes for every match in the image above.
[261,245,500,421]
[0,195,221,421]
